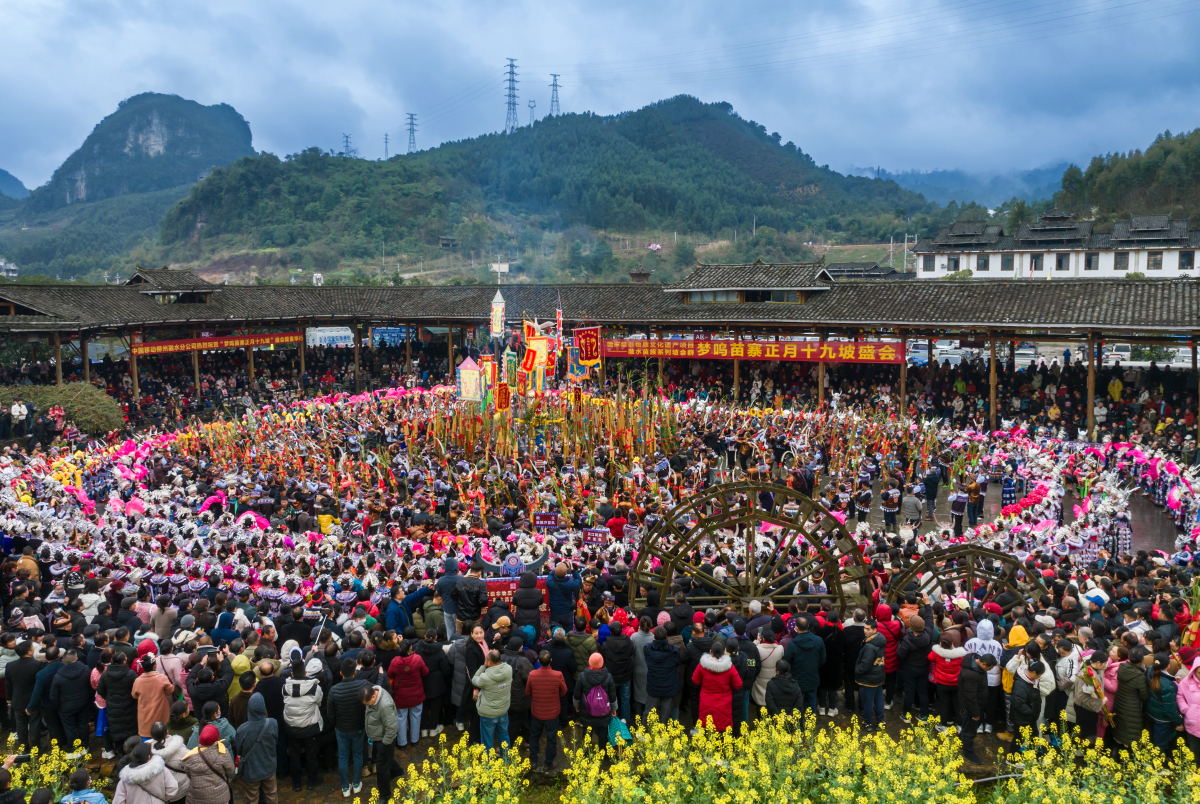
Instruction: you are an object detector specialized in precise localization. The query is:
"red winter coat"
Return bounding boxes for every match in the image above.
[927,644,967,686]
[690,653,742,732]
[387,653,429,708]
[875,604,902,675]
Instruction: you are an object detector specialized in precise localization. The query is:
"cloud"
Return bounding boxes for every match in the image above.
[1,0,1198,187]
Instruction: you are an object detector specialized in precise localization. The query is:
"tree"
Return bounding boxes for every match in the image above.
[566,241,585,274]
[1006,199,1031,230]
[673,241,695,269]
[587,240,613,275]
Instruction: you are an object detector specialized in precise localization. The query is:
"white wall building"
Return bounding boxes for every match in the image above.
[913,212,1198,279]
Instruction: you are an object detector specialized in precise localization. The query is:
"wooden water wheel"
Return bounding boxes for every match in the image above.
[882,544,1047,612]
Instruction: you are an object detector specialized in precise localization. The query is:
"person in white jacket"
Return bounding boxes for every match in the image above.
[1006,644,1055,728]
[10,401,27,438]
[963,620,1003,733]
[1051,639,1083,732]
[752,632,786,711]
[283,658,325,791]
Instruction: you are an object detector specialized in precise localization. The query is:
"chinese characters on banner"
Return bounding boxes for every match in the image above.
[495,383,511,412]
[490,290,506,338]
[600,338,904,363]
[131,332,303,357]
[573,326,602,365]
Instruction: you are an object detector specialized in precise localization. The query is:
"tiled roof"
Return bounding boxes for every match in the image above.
[1110,218,1190,242]
[823,262,903,278]
[124,268,217,291]
[670,261,833,292]
[0,277,1197,335]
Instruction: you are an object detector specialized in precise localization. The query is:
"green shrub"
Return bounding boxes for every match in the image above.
[0,383,125,434]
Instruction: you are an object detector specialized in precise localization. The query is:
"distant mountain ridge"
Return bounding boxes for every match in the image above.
[846,164,1067,207]
[0,168,28,200]
[24,92,255,213]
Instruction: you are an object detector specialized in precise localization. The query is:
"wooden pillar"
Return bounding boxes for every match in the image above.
[405,324,411,376]
[130,338,140,399]
[928,337,935,368]
[353,322,362,391]
[733,329,740,401]
[817,328,826,409]
[447,324,454,379]
[299,321,307,378]
[246,329,255,384]
[53,332,62,386]
[80,332,89,383]
[899,330,908,413]
[1010,338,1017,373]
[191,330,200,394]
[989,333,998,432]
[1087,332,1097,441]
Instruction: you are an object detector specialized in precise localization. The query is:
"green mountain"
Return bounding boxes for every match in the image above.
[0,168,29,200]
[1057,128,1200,221]
[25,92,255,213]
[158,96,936,279]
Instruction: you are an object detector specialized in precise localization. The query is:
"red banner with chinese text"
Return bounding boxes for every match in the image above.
[131,332,303,357]
[600,338,903,363]
[573,326,602,365]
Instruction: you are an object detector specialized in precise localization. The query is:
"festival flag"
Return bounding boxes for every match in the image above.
[555,291,563,353]
[573,326,602,366]
[495,383,511,412]
[521,346,539,373]
[490,290,506,338]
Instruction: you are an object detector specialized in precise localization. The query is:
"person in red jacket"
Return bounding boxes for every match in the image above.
[928,634,967,731]
[875,603,902,708]
[691,642,742,733]
[525,650,568,773]
[387,641,428,748]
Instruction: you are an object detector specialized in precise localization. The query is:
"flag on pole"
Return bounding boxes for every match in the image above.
[555,291,563,353]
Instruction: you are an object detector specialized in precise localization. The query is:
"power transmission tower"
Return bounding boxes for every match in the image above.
[405,114,417,153]
[549,74,561,116]
[504,58,519,134]
[383,133,388,160]
[341,133,356,158]
[528,99,536,127]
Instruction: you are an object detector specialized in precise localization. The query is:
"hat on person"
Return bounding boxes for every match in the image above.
[1035,614,1056,629]
[588,652,604,670]
[179,614,195,630]
[602,591,615,601]
[495,616,512,628]
[305,658,325,676]
[199,725,220,747]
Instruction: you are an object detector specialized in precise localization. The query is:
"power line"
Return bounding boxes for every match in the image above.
[549,74,561,116]
[528,99,536,127]
[406,113,418,154]
[503,58,519,135]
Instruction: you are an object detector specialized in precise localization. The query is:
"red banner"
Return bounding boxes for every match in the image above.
[600,338,903,363]
[495,383,511,412]
[132,331,303,357]
[573,326,602,365]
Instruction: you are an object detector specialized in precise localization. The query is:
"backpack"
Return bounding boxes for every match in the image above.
[583,682,610,717]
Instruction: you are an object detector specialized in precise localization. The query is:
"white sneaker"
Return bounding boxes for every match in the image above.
[455,721,465,731]
[983,724,992,734]
[420,729,428,738]
[827,708,838,717]
[101,750,116,760]
[884,701,893,710]
[818,707,827,716]
[353,783,363,794]
[342,789,351,798]
[433,725,444,736]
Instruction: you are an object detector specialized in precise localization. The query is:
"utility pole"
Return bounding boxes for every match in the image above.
[341,134,355,158]
[384,133,389,160]
[528,99,536,126]
[504,58,520,134]
[549,74,561,116]
[406,114,417,154]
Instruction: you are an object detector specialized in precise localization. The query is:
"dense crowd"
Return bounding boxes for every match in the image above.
[0,365,1196,803]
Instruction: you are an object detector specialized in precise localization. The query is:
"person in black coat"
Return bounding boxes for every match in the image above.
[765,660,802,717]
[546,630,578,720]
[47,650,93,749]
[642,628,681,725]
[599,630,635,722]
[185,655,235,718]
[956,653,995,765]
[668,593,695,638]
[414,631,452,736]
[894,616,932,723]
[727,640,755,733]
[6,641,44,751]
[813,615,844,716]
[841,610,867,715]
[96,652,138,756]
[511,572,544,634]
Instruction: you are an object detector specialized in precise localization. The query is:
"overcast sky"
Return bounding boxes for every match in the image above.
[4,0,1200,189]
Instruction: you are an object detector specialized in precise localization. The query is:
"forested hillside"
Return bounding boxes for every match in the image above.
[25,93,254,213]
[1057,128,1200,221]
[156,96,938,281]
